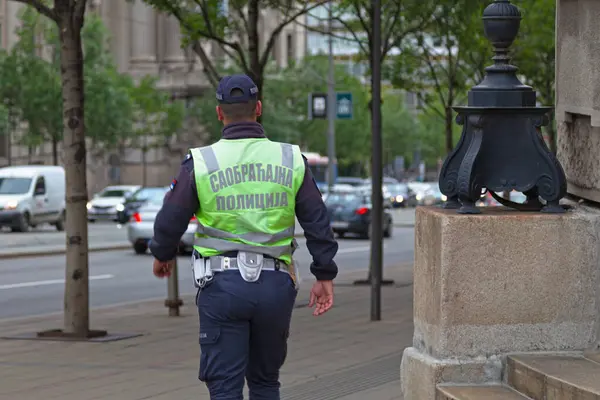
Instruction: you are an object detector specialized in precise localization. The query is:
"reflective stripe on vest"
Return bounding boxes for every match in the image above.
[189,139,305,263]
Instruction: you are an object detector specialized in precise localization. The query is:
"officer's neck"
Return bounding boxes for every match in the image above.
[222,121,266,140]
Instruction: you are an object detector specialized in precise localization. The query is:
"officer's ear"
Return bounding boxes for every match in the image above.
[216,105,225,121]
[255,100,262,117]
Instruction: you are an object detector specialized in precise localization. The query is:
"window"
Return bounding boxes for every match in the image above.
[99,189,127,198]
[34,177,46,195]
[130,187,169,202]
[0,178,32,195]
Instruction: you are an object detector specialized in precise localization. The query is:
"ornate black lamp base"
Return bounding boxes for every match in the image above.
[439,111,567,214]
[542,203,567,213]
[458,202,481,214]
[443,196,461,210]
[437,0,568,215]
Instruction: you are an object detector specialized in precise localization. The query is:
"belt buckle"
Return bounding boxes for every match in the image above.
[223,256,231,270]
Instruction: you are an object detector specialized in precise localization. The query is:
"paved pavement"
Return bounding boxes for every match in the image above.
[0,209,416,258]
[0,227,414,319]
[0,264,413,400]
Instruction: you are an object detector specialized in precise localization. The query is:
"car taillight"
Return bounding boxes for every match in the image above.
[190,215,197,222]
[355,207,369,215]
[130,212,142,223]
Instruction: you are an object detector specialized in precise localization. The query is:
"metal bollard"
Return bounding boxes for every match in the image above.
[165,253,183,316]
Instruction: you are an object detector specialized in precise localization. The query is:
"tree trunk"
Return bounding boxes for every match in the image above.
[246,0,263,123]
[52,136,59,165]
[444,106,453,154]
[6,111,14,166]
[142,147,147,186]
[59,14,89,336]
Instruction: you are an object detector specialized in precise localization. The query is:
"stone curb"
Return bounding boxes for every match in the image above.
[0,244,132,260]
[0,232,307,260]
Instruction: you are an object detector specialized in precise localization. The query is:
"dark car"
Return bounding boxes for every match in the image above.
[116,186,169,224]
[325,192,393,239]
[336,176,367,187]
[386,183,417,208]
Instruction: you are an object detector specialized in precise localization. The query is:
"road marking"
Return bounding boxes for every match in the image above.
[0,274,114,290]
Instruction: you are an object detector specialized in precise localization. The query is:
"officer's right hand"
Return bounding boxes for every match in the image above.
[309,280,334,316]
[153,259,174,278]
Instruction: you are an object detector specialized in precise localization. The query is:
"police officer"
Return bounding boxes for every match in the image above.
[150,74,338,400]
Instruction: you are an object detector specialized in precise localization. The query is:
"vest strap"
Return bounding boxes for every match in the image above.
[193,236,292,259]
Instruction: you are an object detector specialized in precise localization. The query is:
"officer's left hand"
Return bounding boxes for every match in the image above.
[153,259,174,278]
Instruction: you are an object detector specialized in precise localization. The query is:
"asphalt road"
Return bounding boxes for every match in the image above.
[0,209,416,251]
[0,227,414,320]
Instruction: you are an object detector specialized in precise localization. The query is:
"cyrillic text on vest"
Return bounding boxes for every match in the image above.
[209,163,293,192]
[209,163,293,211]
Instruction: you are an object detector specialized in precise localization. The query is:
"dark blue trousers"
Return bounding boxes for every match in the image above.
[197,270,298,400]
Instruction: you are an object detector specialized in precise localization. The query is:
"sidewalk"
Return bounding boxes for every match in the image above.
[0,264,414,400]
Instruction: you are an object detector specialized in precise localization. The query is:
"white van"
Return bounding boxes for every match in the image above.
[0,166,66,232]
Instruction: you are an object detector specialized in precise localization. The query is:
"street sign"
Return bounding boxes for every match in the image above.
[308,93,327,120]
[336,92,353,119]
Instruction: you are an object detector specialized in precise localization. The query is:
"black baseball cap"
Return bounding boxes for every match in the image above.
[216,74,259,104]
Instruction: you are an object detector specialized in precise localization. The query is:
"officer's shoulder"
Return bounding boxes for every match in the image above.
[181,152,193,164]
[181,153,194,168]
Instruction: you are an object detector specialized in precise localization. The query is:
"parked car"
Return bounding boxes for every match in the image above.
[362,177,400,186]
[355,184,394,208]
[325,192,393,239]
[386,183,418,208]
[321,183,358,201]
[87,185,141,222]
[0,165,66,232]
[127,197,197,254]
[116,186,169,224]
[408,182,435,205]
[335,176,367,187]
[421,185,447,206]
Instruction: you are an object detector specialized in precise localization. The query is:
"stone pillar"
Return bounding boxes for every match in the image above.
[556,0,600,203]
[101,0,130,74]
[400,207,600,399]
[129,0,158,74]
[163,15,186,64]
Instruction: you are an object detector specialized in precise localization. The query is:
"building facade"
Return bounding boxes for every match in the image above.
[305,4,419,114]
[0,0,306,194]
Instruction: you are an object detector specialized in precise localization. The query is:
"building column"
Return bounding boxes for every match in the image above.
[101,0,130,74]
[556,0,600,203]
[163,15,186,64]
[129,0,157,72]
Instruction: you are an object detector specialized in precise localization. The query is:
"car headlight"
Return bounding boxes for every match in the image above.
[416,194,423,201]
[4,200,18,210]
[395,195,404,202]
[116,204,125,212]
[86,202,92,210]
[441,195,447,201]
